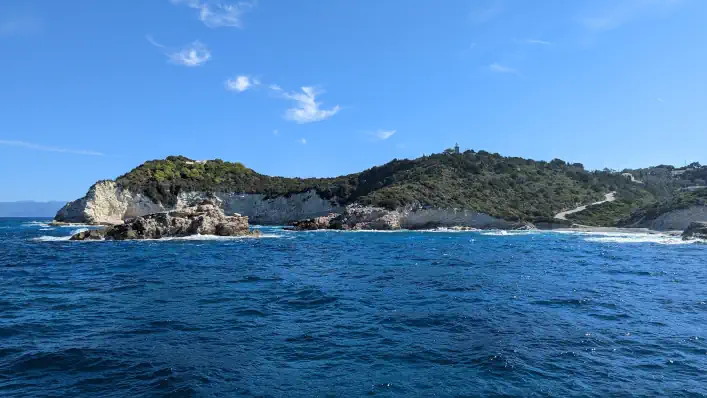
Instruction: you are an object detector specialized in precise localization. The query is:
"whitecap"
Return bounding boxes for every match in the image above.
[584,234,692,245]
[33,236,71,242]
[423,227,482,233]
[21,221,51,228]
[480,230,536,236]
[70,228,89,236]
[152,233,282,241]
[56,224,94,229]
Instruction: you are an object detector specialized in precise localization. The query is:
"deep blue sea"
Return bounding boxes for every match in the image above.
[2,218,707,397]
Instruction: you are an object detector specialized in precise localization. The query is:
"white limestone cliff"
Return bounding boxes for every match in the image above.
[54,181,342,225]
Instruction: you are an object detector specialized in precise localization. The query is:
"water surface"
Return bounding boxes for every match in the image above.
[1,218,706,397]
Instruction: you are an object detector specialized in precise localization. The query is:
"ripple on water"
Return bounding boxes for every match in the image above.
[278,288,339,308]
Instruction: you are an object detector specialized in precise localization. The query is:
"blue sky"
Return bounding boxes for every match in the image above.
[1,0,706,201]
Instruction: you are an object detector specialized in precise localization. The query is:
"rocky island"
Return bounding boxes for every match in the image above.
[55,152,707,235]
[70,201,259,240]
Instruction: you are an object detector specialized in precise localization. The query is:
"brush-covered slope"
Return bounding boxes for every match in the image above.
[114,151,644,222]
[566,164,707,227]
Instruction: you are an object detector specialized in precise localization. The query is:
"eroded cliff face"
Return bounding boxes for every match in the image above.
[625,206,707,231]
[56,180,531,229]
[290,204,530,231]
[55,181,165,225]
[54,181,342,225]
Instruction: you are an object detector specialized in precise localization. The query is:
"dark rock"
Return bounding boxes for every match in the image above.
[682,222,707,241]
[70,229,106,241]
[70,203,256,240]
[289,214,338,231]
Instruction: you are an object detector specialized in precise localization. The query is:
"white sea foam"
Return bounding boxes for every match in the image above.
[423,227,482,233]
[583,233,692,245]
[150,233,282,241]
[56,224,93,229]
[33,236,71,242]
[32,232,282,242]
[70,228,89,236]
[39,228,55,231]
[21,221,51,228]
[549,230,697,245]
[480,230,537,236]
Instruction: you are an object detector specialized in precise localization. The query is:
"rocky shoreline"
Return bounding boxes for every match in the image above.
[53,179,707,241]
[285,204,531,231]
[70,201,260,241]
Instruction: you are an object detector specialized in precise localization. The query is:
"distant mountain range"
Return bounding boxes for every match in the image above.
[0,201,67,217]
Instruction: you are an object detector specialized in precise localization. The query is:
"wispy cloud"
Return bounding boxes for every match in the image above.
[468,1,504,24]
[225,75,259,92]
[168,41,211,67]
[273,129,279,135]
[519,39,552,45]
[269,84,282,92]
[581,0,681,31]
[147,36,211,67]
[657,97,666,103]
[369,130,396,141]
[0,17,41,36]
[299,138,307,145]
[0,140,104,156]
[282,87,341,124]
[489,63,517,74]
[171,0,255,28]
[460,42,477,57]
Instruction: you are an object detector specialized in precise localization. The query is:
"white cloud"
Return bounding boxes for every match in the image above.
[489,63,517,74]
[145,35,165,49]
[226,75,259,92]
[283,87,341,124]
[520,39,552,45]
[581,0,681,31]
[299,138,307,144]
[658,97,666,103]
[269,84,282,92]
[168,41,211,67]
[171,0,254,28]
[147,36,211,67]
[0,17,41,36]
[0,140,104,156]
[371,130,396,141]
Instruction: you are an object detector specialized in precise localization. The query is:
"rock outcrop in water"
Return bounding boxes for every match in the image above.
[682,222,707,241]
[70,201,259,240]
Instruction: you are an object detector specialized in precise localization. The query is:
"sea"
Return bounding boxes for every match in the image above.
[1,217,706,397]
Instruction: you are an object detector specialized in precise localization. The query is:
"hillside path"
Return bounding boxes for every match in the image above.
[554,192,617,220]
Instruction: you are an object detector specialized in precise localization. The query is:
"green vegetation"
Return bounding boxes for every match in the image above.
[617,188,707,226]
[565,164,707,226]
[115,151,654,222]
[566,200,639,226]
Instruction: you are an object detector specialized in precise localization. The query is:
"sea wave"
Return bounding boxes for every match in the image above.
[583,233,692,245]
[33,236,72,242]
[56,224,94,229]
[33,233,282,242]
[549,230,694,245]
[480,230,536,236]
[156,233,282,241]
[423,227,482,233]
[21,221,51,228]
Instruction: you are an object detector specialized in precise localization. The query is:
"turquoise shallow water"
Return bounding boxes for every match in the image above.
[1,218,706,397]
